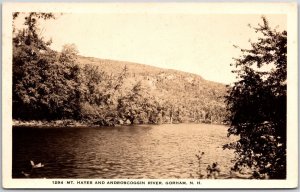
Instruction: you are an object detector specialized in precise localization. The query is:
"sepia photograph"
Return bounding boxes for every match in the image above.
[2,2,298,189]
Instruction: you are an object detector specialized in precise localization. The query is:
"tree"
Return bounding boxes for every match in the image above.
[13,12,56,119]
[48,44,80,119]
[117,82,144,124]
[13,13,81,120]
[224,17,287,179]
[78,65,128,125]
[117,81,163,125]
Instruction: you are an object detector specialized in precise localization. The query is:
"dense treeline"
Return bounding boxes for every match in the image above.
[13,12,227,126]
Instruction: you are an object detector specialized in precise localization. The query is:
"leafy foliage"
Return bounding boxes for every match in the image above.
[224,17,287,179]
[117,81,163,125]
[78,65,128,125]
[13,13,81,120]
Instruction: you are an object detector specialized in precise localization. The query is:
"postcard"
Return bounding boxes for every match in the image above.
[2,2,298,189]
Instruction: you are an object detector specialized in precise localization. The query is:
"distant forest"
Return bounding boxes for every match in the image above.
[13,12,227,126]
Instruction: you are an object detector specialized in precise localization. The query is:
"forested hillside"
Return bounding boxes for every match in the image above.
[12,12,227,126]
[77,56,227,124]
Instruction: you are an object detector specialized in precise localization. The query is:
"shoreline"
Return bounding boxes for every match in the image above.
[13,119,125,128]
[12,119,164,128]
[12,119,226,128]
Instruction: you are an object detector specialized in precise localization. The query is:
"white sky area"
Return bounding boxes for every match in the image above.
[15,13,286,84]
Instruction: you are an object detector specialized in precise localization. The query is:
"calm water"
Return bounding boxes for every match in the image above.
[13,124,237,179]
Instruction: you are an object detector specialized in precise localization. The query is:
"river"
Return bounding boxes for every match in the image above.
[12,123,237,179]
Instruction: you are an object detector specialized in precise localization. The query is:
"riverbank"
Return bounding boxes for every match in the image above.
[12,119,164,128]
[13,119,96,128]
[13,119,226,128]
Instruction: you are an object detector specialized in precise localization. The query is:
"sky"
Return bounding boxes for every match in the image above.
[16,13,286,84]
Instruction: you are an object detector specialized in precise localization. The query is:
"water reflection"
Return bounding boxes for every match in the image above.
[13,124,237,179]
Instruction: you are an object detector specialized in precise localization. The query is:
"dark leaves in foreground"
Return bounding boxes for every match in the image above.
[224,16,286,179]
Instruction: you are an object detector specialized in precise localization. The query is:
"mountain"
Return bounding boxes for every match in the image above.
[77,56,227,124]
